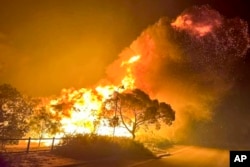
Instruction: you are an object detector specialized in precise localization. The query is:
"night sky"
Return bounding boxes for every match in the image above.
[0,0,249,147]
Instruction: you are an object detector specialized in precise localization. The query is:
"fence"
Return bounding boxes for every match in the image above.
[0,137,64,153]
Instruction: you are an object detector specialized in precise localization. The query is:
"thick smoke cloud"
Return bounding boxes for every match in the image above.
[106,5,249,143]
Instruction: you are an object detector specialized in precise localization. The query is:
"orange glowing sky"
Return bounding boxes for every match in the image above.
[0,0,194,96]
[0,0,249,96]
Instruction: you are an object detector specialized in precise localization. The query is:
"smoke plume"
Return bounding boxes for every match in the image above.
[106,5,249,143]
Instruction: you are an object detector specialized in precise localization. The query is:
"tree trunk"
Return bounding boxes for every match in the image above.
[132,133,135,140]
[131,123,136,140]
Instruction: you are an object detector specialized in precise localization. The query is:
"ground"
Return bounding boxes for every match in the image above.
[1,145,229,167]
[1,152,83,167]
[0,150,154,167]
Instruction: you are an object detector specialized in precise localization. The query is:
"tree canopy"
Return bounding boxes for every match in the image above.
[103,89,175,139]
[29,98,62,138]
[0,84,32,141]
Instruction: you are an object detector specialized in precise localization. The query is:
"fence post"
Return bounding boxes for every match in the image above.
[51,137,55,151]
[26,137,31,153]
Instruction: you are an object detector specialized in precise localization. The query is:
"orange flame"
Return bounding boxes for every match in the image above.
[39,55,141,140]
[121,55,141,89]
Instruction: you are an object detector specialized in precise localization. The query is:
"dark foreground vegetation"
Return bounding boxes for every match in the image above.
[52,134,155,161]
[0,134,156,167]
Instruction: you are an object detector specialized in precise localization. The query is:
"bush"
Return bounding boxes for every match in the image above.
[154,139,173,149]
[52,134,155,161]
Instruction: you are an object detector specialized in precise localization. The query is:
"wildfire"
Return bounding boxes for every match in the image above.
[121,55,141,89]
[121,55,141,66]
[39,55,141,142]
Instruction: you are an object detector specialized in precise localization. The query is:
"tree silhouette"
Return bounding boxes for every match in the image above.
[103,89,175,139]
[0,84,32,147]
[29,98,62,146]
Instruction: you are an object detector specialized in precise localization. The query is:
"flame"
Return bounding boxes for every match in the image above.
[37,55,141,141]
[121,55,141,89]
[121,55,141,66]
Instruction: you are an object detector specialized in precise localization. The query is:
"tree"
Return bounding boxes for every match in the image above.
[103,89,175,139]
[0,84,32,146]
[29,98,62,145]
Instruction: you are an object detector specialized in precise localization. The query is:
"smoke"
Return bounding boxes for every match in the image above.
[171,5,222,37]
[106,5,249,143]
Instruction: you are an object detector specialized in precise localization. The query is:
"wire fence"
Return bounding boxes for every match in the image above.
[0,137,65,153]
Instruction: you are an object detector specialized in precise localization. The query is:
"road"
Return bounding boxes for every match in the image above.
[73,145,229,167]
[129,145,229,167]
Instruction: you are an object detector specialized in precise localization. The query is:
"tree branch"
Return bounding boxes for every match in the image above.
[118,103,132,134]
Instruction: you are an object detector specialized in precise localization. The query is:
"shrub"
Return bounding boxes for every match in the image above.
[52,134,155,161]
